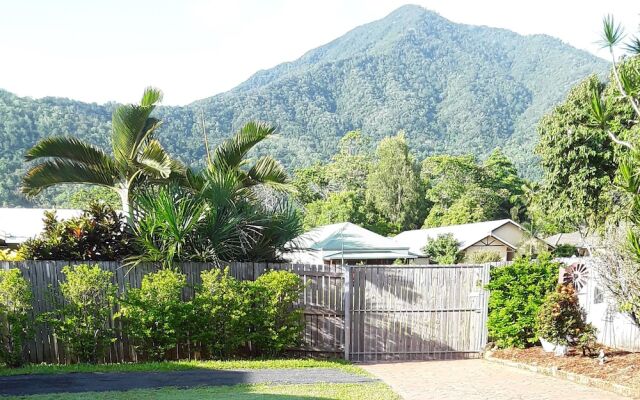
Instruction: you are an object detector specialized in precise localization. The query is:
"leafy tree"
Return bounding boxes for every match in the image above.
[52,186,120,209]
[366,132,424,231]
[291,164,327,205]
[21,88,183,220]
[422,233,462,264]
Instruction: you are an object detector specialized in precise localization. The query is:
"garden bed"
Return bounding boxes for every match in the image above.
[490,346,640,392]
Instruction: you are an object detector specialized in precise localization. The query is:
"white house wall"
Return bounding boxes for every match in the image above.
[463,243,509,261]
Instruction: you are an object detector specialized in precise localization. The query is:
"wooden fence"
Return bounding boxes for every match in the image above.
[0,261,489,364]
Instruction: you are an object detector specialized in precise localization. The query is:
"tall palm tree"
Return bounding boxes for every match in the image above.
[22,88,182,220]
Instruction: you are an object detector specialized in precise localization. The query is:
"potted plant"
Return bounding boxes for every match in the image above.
[535,285,595,356]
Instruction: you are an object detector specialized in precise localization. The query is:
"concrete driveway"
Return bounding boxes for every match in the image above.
[361,359,630,400]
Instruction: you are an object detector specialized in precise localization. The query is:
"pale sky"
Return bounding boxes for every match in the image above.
[0,0,637,105]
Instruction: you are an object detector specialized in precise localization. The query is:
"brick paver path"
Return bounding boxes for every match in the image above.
[361,359,630,400]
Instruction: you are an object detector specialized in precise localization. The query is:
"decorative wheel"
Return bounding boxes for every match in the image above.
[562,263,589,292]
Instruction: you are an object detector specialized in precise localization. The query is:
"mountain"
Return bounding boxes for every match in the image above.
[0,5,608,206]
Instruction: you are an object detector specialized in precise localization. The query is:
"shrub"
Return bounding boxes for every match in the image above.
[0,249,25,261]
[0,269,32,367]
[45,264,116,363]
[486,253,559,348]
[553,244,578,258]
[422,233,462,264]
[246,270,304,356]
[466,251,502,264]
[119,269,190,361]
[535,285,597,354]
[21,203,134,261]
[192,268,249,358]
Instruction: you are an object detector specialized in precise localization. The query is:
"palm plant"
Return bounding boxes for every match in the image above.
[130,121,302,266]
[21,88,182,220]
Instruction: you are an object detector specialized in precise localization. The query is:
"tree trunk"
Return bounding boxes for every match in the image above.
[118,186,133,226]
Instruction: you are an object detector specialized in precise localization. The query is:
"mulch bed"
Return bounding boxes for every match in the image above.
[492,346,640,390]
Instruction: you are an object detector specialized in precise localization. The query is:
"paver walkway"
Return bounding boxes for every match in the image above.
[361,359,630,400]
[0,368,375,396]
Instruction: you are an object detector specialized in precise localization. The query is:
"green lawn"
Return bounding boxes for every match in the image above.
[4,382,399,400]
[0,359,365,377]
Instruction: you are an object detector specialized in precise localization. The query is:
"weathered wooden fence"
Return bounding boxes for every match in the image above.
[0,261,490,364]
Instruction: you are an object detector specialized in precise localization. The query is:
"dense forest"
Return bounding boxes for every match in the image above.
[0,5,608,207]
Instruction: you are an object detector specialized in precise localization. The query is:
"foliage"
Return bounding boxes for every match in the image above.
[0,6,609,207]
[130,122,302,266]
[45,264,116,363]
[52,186,121,210]
[118,269,190,361]
[246,270,304,356]
[553,244,578,258]
[421,151,525,228]
[20,203,134,261]
[20,87,184,217]
[192,268,249,358]
[465,251,502,264]
[535,285,595,350]
[0,249,25,261]
[0,269,32,367]
[422,234,462,265]
[487,254,559,348]
[366,132,424,231]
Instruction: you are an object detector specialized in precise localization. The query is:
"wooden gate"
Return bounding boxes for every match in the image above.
[344,265,490,362]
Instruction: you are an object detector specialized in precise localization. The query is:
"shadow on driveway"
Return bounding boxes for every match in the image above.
[0,368,375,396]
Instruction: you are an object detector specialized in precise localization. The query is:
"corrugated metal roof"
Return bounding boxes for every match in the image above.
[286,222,411,252]
[393,219,519,256]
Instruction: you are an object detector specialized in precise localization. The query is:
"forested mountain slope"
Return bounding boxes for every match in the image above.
[0,5,608,206]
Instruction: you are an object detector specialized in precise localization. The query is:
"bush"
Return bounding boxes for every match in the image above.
[45,264,116,363]
[553,244,578,258]
[192,268,249,358]
[422,233,462,264]
[119,269,190,361]
[535,285,597,354]
[486,253,559,348]
[466,251,502,264]
[21,203,134,261]
[0,249,25,261]
[246,270,304,356]
[0,269,32,367]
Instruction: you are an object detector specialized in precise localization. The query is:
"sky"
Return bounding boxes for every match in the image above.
[0,0,637,105]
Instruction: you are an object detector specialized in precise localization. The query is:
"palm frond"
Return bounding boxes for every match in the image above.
[246,156,292,192]
[140,87,163,107]
[22,160,116,196]
[211,121,276,170]
[136,139,172,178]
[599,14,625,49]
[111,105,155,164]
[24,136,115,168]
[625,35,640,55]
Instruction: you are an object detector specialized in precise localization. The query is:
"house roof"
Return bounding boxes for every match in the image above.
[545,231,595,248]
[285,222,416,259]
[0,208,83,245]
[393,219,521,256]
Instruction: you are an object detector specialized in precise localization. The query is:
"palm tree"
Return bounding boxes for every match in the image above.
[21,87,182,220]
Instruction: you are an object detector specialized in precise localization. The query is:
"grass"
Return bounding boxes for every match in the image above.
[3,382,399,400]
[0,358,368,377]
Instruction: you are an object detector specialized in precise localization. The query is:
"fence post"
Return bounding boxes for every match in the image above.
[479,263,491,350]
[344,265,351,361]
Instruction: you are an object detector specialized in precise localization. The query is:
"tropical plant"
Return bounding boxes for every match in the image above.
[20,203,134,261]
[44,264,116,363]
[422,234,462,264]
[21,87,183,219]
[466,251,502,264]
[0,249,25,261]
[486,254,559,348]
[130,122,302,266]
[0,269,32,367]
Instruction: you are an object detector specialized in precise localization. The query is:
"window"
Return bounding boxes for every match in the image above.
[593,286,604,305]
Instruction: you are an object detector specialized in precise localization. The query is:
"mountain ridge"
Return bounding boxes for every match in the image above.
[0,5,609,206]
